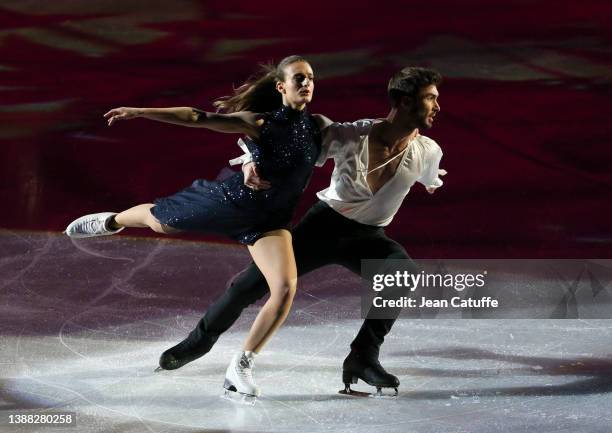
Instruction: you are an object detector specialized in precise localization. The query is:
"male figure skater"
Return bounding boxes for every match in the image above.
[159,66,445,396]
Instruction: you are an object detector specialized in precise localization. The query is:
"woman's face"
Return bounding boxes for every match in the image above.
[276,61,314,109]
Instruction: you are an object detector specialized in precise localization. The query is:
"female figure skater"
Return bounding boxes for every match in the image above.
[65,55,321,400]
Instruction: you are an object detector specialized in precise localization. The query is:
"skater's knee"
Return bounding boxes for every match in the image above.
[387,250,409,260]
[268,279,297,307]
[385,251,419,273]
[279,278,297,296]
[151,223,174,234]
[228,267,268,294]
[147,215,177,234]
[149,221,168,234]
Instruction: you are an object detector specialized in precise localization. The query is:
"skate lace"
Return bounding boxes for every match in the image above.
[81,217,104,233]
[237,356,254,380]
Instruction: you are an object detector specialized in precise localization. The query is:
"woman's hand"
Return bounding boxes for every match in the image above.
[242,162,271,191]
[104,107,141,126]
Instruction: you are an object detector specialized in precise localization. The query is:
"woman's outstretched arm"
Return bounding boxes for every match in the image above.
[104,107,261,138]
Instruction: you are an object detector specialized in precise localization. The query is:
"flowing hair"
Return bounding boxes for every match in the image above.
[213,55,308,114]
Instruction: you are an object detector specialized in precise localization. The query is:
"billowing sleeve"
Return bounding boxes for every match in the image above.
[315,119,372,167]
[417,141,444,191]
[228,137,253,166]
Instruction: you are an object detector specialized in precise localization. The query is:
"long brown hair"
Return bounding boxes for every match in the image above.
[213,55,308,114]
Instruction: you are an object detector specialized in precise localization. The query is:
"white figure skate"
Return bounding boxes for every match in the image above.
[222,351,260,405]
[64,212,124,238]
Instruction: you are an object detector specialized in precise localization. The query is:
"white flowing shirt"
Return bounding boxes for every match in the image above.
[230,119,444,227]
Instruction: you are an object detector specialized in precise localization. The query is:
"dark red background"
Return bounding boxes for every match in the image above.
[1,0,610,258]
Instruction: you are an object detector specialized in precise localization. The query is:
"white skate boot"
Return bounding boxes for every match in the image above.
[222,351,260,405]
[64,212,124,238]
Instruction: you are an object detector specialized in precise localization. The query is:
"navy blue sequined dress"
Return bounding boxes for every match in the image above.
[151,105,321,244]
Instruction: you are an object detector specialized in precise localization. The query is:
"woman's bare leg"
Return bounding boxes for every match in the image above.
[242,229,297,353]
[114,203,178,234]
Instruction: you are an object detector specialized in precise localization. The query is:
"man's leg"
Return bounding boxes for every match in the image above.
[158,201,336,370]
[157,263,271,371]
[345,237,416,359]
[337,230,418,392]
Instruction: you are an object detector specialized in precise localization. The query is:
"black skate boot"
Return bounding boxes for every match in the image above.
[156,327,216,371]
[340,350,399,397]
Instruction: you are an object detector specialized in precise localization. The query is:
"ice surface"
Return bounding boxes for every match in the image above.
[1,231,611,433]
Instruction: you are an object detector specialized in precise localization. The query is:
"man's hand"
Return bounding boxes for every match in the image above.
[426,169,447,194]
[242,162,271,190]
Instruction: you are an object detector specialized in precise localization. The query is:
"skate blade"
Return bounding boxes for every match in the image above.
[221,388,257,406]
[339,385,398,398]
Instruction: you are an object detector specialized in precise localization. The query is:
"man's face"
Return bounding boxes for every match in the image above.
[407,84,440,129]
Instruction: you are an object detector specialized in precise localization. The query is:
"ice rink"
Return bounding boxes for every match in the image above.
[1,231,611,433]
[2,1,611,431]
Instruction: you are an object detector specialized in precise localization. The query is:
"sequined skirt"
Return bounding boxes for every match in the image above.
[150,172,292,245]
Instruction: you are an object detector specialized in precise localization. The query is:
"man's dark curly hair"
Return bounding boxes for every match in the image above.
[387,67,442,106]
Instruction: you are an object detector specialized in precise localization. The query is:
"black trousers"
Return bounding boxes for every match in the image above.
[192,200,417,360]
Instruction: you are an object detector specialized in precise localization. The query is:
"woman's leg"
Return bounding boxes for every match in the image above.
[65,203,177,237]
[242,229,297,353]
[114,203,177,234]
[223,229,296,397]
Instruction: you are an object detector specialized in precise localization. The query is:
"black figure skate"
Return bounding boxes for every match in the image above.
[155,328,215,372]
[339,351,399,397]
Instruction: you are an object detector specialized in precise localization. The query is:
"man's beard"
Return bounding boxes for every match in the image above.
[416,107,432,129]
